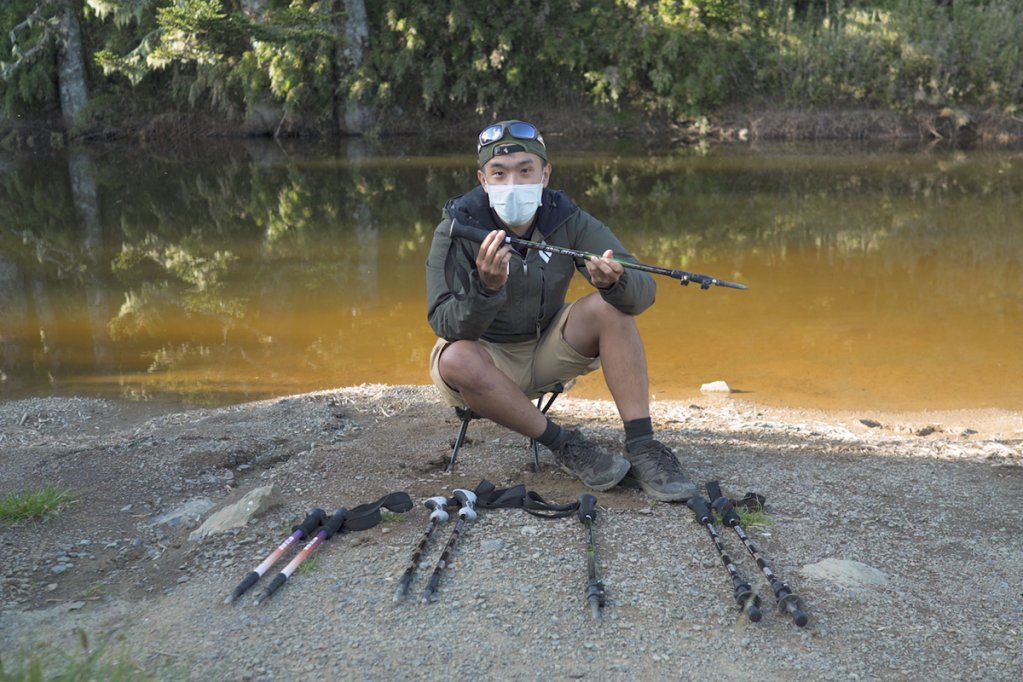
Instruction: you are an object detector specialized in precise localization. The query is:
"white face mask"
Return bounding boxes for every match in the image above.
[486,183,543,227]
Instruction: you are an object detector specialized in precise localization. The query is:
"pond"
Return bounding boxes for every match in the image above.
[1,137,1020,412]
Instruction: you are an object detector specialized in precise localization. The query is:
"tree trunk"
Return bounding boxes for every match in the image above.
[56,0,89,131]
[340,0,374,133]
[54,0,87,131]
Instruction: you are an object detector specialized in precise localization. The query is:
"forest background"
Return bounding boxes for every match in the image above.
[2,0,1023,143]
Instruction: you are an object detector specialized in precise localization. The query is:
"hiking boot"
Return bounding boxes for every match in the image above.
[551,430,631,492]
[623,439,698,502]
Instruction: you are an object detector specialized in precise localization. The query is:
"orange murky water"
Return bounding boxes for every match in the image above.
[1,141,1020,411]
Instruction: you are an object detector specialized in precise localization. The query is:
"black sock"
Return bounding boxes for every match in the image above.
[624,417,653,450]
[538,418,568,450]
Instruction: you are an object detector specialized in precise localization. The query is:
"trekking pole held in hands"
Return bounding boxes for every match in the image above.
[448,221,747,291]
[686,496,762,622]
[577,494,606,619]
[422,489,477,603]
[711,495,808,627]
[393,496,450,602]
[224,508,326,604]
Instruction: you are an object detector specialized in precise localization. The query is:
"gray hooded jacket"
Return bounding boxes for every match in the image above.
[426,185,655,343]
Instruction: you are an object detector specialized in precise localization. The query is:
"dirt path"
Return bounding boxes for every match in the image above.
[1,386,1021,679]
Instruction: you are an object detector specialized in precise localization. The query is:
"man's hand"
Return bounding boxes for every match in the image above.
[477,229,513,291]
[585,250,623,289]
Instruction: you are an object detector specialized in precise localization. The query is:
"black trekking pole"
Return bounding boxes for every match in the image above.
[449,221,747,290]
[224,508,326,604]
[393,496,450,602]
[254,491,413,605]
[709,493,808,627]
[686,495,762,623]
[577,494,606,619]
[422,488,477,603]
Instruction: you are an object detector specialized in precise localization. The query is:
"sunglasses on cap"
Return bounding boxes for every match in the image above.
[477,121,545,152]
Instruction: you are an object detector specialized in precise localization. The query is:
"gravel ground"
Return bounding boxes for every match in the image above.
[0,385,1021,680]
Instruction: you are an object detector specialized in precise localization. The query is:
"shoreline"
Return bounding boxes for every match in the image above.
[5,107,1023,151]
[4,383,1021,443]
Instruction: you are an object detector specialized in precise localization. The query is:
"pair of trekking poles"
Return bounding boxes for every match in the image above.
[393,488,478,604]
[391,481,602,613]
[688,481,808,626]
[223,492,413,605]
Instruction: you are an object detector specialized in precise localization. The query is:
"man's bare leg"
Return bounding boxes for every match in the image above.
[436,337,630,491]
[562,292,696,502]
[561,292,650,422]
[436,340,547,439]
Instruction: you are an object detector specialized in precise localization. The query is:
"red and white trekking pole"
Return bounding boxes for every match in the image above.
[224,508,326,604]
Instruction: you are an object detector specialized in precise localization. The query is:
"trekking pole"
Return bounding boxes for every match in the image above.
[254,491,413,605]
[449,222,747,290]
[686,495,762,623]
[224,508,326,604]
[393,496,450,602]
[577,494,606,619]
[710,494,808,627]
[422,488,477,603]
[254,507,348,605]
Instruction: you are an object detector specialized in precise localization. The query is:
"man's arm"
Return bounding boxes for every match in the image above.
[571,211,656,315]
[425,219,507,340]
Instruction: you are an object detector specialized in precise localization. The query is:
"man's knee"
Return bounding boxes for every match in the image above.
[437,340,491,387]
[565,294,638,355]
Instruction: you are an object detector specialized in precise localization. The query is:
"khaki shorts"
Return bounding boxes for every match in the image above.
[429,302,601,407]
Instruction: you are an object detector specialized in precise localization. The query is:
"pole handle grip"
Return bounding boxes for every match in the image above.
[425,496,450,522]
[322,508,348,539]
[293,508,327,536]
[686,495,713,524]
[577,494,597,523]
[449,221,489,243]
[424,496,449,510]
[711,496,740,526]
[453,489,477,520]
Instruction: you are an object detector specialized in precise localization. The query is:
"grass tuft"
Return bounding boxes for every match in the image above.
[380,510,408,523]
[0,486,78,526]
[736,506,774,527]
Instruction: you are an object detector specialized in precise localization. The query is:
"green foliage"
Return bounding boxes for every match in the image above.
[0,0,60,115]
[5,0,1023,130]
[0,486,78,525]
[365,0,589,115]
[755,0,1023,113]
[91,0,345,126]
[590,0,762,117]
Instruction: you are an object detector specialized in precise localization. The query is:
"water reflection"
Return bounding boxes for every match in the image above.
[0,139,1020,411]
